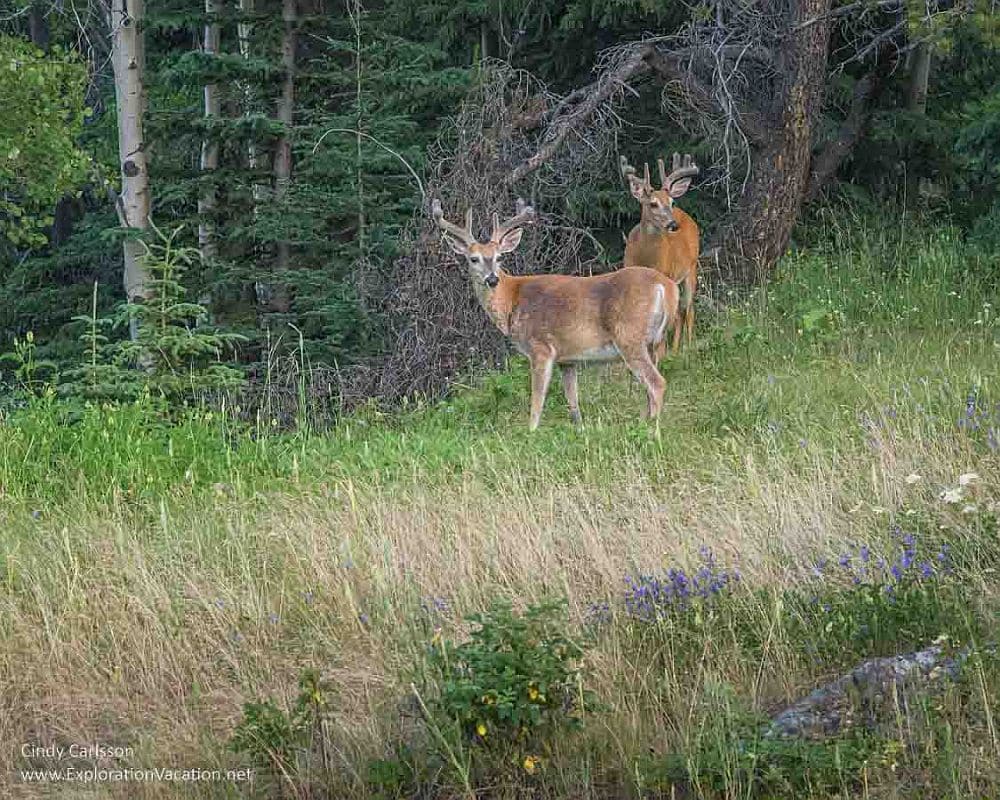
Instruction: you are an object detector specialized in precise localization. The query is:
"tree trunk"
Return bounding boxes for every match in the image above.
[198,0,221,271]
[108,0,152,340]
[908,41,931,114]
[30,0,80,247]
[269,0,296,315]
[713,0,833,284]
[239,0,263,206]
[28,2,49,51]
[352,0,365,258]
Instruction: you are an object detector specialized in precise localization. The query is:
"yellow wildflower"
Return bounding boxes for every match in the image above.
[476,722,487,738]
[523,755,537,774]
[528,686,539,701]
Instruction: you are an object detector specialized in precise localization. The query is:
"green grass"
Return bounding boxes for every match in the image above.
[0,219,998,798]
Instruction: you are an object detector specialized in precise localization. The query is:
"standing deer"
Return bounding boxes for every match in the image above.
[621,153,700,355]
[432,198,680,430]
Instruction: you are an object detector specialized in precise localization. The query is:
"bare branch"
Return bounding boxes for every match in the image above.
[505,44,653,186]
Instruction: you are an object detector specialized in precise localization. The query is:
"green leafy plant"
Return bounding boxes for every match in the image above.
[0,35,91,248]
[0,331,57,398]
[57,224,246,403]
[421,599,596,786]
[230,669,333,795]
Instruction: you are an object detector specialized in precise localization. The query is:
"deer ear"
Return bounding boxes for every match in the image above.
[667,178,692,199]
[628,175,649,201]
[497,227,523,254]
[442,234,470,256]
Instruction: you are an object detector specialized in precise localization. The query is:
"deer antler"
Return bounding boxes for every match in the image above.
[431,199,477,246]
[491,198,536,243]
[621,155,653,191]
[664,153,699,192]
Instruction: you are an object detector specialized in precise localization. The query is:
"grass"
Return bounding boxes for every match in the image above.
[0,217,998,798]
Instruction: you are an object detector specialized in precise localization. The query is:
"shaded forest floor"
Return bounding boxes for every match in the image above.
[1,220,999,798]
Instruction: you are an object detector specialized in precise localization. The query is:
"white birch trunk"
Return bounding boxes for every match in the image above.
[108,0,151,339]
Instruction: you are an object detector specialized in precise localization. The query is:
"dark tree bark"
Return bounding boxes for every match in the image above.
[28,2,49,50]
[711,0,833,283]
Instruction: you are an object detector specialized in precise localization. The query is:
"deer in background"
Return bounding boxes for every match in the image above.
[621,153,700,355]
[432,198,680,430]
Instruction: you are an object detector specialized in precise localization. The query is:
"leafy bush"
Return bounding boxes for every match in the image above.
[230,669,332,795]
[420,599,595,787]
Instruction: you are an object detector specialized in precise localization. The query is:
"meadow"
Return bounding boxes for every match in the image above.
[1,216,999,798]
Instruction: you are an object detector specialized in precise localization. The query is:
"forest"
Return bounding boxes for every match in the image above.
[1,0,997,409]
[2,1,1000,799]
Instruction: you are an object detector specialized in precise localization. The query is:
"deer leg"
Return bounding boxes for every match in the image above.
[528,349,555,431]
[681,272,695,346]
[560,364,582,426]
[671,304,684,354]
[621,348,665,420]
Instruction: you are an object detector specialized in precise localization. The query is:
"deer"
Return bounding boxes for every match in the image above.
[621,152,700,356]
[432,198,680,430]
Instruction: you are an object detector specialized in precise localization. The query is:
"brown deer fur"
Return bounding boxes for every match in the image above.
[621,153,700,355]
[433,199,679,430]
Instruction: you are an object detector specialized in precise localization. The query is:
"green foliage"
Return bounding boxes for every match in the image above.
[421,599,595,784]
[230,669,334,794]
[0,331,56,400]
[0,35,91,248]
[58,225,246,402]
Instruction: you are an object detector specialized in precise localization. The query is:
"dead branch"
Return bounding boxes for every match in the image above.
[506,44,653,186]
[805,44,898,203]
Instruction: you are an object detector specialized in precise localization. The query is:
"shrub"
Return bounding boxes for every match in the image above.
[419,599,596,789]
[230,669,333,796]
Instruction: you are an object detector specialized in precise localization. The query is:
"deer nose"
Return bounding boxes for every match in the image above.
[485,274,499,288]
[666,220,679,232]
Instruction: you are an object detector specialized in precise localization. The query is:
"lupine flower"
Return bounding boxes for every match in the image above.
[624,548,735,620]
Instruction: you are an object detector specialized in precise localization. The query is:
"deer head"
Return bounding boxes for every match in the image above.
[432,198,536,288]
[621,152,699,233]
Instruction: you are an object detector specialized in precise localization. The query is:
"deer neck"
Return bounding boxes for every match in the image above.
[471,270,518,336]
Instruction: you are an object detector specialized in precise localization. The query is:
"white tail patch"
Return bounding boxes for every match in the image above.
[647,284,668,344]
